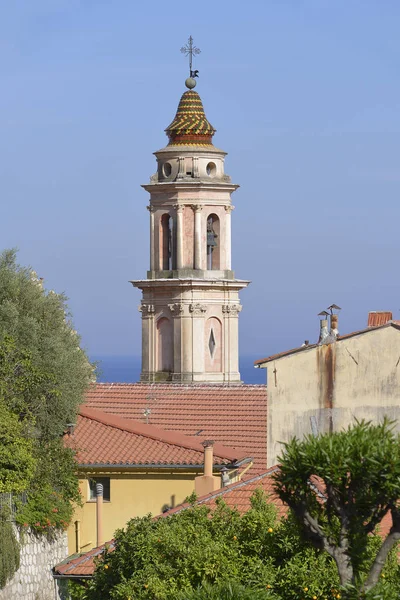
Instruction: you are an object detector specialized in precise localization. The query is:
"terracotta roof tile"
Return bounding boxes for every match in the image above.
[66,407,248,467]
[54,541,115,578]
[161,467,286,518]
[83,384,267,471]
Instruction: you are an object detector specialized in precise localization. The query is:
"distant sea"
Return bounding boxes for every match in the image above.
[92,355,266,385]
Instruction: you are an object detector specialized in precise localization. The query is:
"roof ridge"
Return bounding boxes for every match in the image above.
[255,321,400,365]
[161,466,280,517]
[90,383,267,388]
[78,407,246,462]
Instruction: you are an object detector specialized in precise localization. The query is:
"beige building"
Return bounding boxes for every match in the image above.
[132,81,249,383]
[255,311,400,467]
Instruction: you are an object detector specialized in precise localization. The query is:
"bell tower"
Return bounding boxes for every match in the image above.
[132,53,249,383]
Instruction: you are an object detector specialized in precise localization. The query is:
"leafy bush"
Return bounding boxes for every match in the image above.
[178,580,276,599]
[71,489,400,600]
[0,507,20,589]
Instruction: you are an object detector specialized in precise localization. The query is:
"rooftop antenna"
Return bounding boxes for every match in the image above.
[181,36,201,89]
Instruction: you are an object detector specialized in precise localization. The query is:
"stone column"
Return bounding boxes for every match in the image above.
[175,205,184,269]
[222,303,242,383]
[193,205,202,270]
[192,156,199,178]
[189,303,207,379]
[147,205,156,271]
[169,303,184,380]
[177,157,185,180]
[224,205,234,271]
[139,303,155,381]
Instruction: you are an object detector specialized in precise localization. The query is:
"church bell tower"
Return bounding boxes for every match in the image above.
[132,45,249,383]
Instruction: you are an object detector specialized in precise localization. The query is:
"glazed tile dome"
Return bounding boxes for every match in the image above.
[165,90,216,146]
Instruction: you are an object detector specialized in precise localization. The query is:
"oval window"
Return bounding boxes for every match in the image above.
[163,162,172,177]
[206,162,217,177]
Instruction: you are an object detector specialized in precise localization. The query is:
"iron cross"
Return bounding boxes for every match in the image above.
[180,36,201,76]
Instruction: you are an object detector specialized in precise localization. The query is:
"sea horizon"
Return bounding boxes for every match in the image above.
[92,354,266,385]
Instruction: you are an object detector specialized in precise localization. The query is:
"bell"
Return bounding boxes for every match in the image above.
[207,232,217,247]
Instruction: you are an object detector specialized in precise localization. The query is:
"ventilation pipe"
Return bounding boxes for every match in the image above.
[195,441,221,496]
[96,482,104,547]
[74,520,81,553]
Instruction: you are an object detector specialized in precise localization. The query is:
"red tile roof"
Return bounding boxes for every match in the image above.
[65,407,248,467]
[254,321,400,366]
[83,384,268,471]
[161,467,287,518]
[54,541,116,578]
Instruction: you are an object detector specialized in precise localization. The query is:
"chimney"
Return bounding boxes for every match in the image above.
[220,466,230,487]
[195,441,221,496]
[367,311,392,327]
[319,318,330,343]
[96,482,104,547]
[327,304,341,339]
[330,313,339,338]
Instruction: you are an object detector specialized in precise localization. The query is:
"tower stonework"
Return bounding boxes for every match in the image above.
[132,86,249,383]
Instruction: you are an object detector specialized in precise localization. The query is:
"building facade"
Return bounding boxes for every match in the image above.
[132,83,249,383]
[255,317,400,467]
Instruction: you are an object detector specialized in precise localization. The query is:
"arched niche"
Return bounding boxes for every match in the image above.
[206,214,220,270]
[205,317,222,372]
[156,317,173,372]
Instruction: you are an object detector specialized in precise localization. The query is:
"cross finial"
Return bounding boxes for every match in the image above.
[180,36,201,78]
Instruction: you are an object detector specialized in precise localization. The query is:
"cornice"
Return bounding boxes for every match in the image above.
[141,182,239,194]
[131,278,250,291]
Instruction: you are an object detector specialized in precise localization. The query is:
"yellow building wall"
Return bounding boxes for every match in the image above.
[67,470,200,554]
[266,326,400,467]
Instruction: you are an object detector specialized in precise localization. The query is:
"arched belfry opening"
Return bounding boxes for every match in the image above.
[206,214,220,270]
[160,213,174,270]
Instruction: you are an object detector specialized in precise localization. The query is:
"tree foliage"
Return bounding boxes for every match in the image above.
[70,489,400,600]
[0,508,20,589]
[0,249,94,438]
[0,401,36,494]
[0,250,92,533]
[273,419,400,597]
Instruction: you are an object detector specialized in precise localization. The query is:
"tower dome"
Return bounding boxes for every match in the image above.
[165,90,216,146]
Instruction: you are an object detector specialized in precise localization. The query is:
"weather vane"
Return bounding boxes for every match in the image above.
[181,36,200,80]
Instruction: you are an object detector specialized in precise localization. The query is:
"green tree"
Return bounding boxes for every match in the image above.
[0,249,94,438]
[273,419,400,597]
[0,401,36,494]
[0,507,20,589]
[0,250,93,533]
[177,580,275,599]
[71,489,400,600]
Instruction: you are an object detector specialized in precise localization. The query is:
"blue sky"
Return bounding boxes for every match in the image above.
[1,1,400,362]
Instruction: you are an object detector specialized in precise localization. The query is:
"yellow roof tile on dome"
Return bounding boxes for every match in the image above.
[165,90,216,146]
